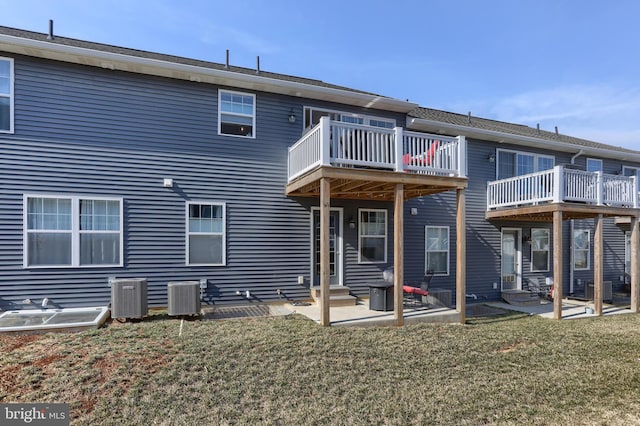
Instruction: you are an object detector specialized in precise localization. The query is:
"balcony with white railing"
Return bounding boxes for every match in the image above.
[287,116,467,182]
[487,165,639,211]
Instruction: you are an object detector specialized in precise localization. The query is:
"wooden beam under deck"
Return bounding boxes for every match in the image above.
[394,184,404,326]
[487,202,640,221]
[286,166,467,201]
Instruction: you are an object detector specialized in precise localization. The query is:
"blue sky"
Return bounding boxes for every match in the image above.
[2,0,639,150]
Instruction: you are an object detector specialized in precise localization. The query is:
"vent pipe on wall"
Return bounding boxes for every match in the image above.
[47,19,54,40]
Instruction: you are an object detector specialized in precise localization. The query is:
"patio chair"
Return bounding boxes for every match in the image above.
[402,270,434,307]
[526,277,552,300]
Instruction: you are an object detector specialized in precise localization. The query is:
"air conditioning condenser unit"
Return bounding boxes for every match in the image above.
[111,278,148,319]
[168,281,201,316]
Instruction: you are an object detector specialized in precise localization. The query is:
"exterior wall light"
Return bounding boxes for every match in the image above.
[288,109,296,123]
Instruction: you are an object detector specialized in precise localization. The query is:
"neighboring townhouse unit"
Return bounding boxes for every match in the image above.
[404,108,640,319]
[0,25,638,322]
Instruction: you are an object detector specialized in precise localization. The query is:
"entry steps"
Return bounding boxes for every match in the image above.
[310,285,357,307]
[501,290,540,306]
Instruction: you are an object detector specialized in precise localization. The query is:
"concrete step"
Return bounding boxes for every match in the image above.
[310,286,357,307]
[315,295,358,307]
[502,290,540,306]
[332,295,357,307]
[310,285,351,299]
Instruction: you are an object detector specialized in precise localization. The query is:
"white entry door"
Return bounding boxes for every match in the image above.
[311,208,343,286]
[501,228,522,291]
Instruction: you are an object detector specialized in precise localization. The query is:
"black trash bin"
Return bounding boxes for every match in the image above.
[369,281,394,311]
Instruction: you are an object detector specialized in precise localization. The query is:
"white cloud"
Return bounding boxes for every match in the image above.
[461,85,640,150]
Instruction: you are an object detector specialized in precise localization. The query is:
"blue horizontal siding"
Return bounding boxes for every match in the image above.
[1,52,638,310]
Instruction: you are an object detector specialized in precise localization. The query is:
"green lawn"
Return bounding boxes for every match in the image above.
[2,310,640,425]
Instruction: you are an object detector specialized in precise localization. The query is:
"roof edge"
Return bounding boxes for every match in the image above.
[408,117,640,162]
[0,32,418,113]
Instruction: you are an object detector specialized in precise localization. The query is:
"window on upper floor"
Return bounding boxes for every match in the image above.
[531,228,550,272]
[573,229,590,271]
[0,57,14,133]
[586,158,603,173]
[358,209,387,263]
[186,202,226,266]
[218,90,255,138]
[303,107,395,131]
[622,166,640,191]
[425,226,449,276]
[24,195,123,268]
[496,149,554,180]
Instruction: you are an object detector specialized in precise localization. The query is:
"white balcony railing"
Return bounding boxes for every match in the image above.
[288,116,466,181]
[487,165,639,210]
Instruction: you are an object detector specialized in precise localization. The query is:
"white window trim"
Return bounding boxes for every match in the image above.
[303,106,396,130]
[0,56,14,134]
[625,231,631,275]
[622,165,640,177]
[530,228,550,272]
[495,148,555,179]
[218,89,256,139]
[358,208,387,264]
[23,194,124,268]
[425,226,450,276]
[309,207,344,287]
[573,229,591,271]
[185,201,226,266]
[586,158,603,173]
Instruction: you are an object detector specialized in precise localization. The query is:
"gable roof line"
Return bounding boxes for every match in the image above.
[0,28,417,113]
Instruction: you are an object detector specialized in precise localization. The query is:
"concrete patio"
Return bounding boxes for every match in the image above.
[486,298,634,320]
[278,296,634,327]
[283,298,461,327]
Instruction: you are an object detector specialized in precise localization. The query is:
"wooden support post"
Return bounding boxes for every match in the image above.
[553,210,563,320]
[632,216,640,313]
[319,178,331,326]
[594,214,603,316]
[456,189,466,324]
[394,183,404,326]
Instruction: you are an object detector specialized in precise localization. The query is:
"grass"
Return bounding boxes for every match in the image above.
[2,310,640,425]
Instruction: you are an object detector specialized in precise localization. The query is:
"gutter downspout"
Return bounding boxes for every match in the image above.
[570,149,584,165]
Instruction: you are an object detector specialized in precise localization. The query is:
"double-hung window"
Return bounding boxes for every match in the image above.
[586,158,603,173]
[0,57,14,133]
[358,209,387,263]
[425,226,449,275]
[496,149,554,179]
[531,228,550,272]
[303,107,396,131]
[25,195,123,267]
[573,229,590,270]
[218,90,255,138]
[187,202,226,266]
[623,166,640,192]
